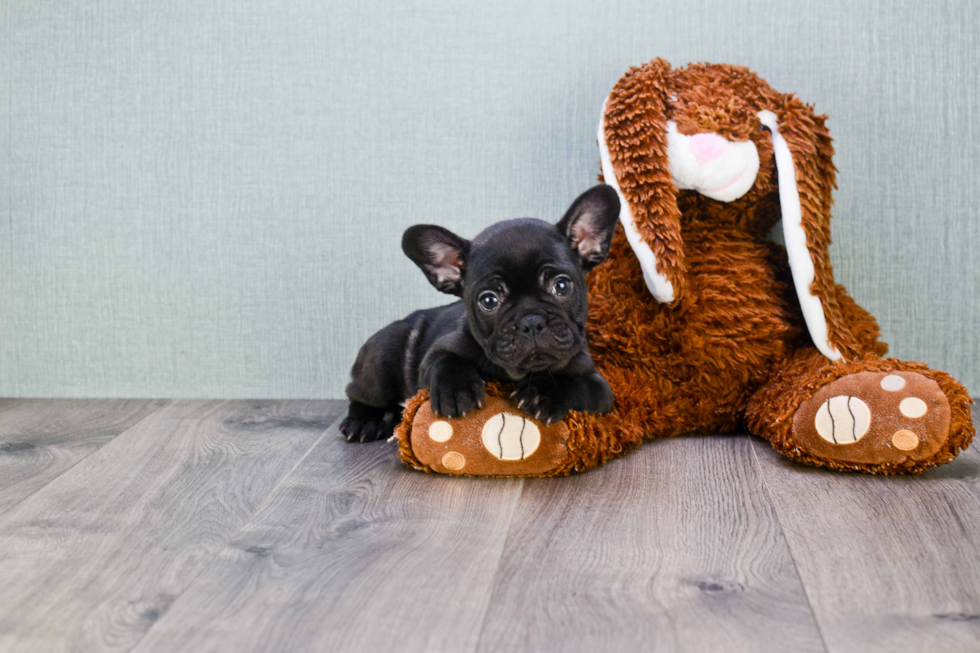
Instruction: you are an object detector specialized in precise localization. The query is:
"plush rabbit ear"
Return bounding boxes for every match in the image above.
[598,58,685,303]
[758,105,860,361]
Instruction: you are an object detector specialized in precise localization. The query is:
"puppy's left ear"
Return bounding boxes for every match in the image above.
[556,184,621,270]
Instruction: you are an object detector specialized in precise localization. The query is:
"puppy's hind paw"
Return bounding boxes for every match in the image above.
[340,416,392,443]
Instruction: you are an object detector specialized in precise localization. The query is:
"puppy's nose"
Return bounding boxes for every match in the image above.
[689,132,727,165]
[520,314,547,336]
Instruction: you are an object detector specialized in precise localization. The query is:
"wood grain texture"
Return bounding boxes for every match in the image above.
[129,421,525,653]
[0,399,168,515]
[0,399,344,653]
[476,435,824,653]
[751,405,980,652]
[2,399,977,652]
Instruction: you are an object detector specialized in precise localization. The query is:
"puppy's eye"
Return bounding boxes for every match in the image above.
[478,291,500,312]
[551,275,572,296]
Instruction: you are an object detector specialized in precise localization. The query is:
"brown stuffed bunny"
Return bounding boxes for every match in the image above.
[395,59,974,476]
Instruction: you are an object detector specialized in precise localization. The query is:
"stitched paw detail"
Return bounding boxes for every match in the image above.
[813,396,871,444]
[480,413,541,461]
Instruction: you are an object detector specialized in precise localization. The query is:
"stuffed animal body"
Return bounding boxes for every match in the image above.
[396,59,974,476]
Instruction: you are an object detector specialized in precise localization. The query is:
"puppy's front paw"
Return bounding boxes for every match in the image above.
[513,380,570,424]
[430,369,486,419]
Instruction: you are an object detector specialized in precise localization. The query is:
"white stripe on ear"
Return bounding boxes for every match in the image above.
[758,110,843,361]
[597,97,675,303]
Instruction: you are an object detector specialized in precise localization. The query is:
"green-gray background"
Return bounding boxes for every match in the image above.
[2,0,978,398]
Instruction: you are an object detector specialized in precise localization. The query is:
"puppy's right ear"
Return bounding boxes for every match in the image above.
[556,184,621,270]
[402,225,471,296]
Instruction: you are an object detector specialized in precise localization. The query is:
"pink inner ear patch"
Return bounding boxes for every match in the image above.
[428,242,463,285]
[571,222,601,259]
[430,243,462,271]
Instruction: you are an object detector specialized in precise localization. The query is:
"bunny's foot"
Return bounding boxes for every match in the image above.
[748,350,974,474]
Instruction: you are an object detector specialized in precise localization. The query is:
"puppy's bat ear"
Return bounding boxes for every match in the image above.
[556,184,621,270]
[402,225,471,295]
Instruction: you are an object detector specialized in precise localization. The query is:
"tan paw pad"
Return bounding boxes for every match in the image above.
[899,397,927,418]
[441,451,466,471]
[892,430,919,451]
[880,374,906,391]
[428,420,453,442]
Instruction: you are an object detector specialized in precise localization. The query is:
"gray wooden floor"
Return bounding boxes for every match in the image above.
[0,399,978,653]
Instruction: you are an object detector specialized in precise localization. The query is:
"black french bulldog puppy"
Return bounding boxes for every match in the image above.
[339,185,620,443]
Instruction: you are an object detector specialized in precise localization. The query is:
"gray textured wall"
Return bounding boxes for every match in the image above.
[1,0,978,398]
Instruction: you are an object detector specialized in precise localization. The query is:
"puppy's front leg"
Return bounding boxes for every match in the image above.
[514,373,613,423]
[566,372,615,414]
[425,352,486,419]
[514,352,614,423]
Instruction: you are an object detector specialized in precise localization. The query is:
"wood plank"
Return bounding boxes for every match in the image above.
[0,399,345,653]
[0,399,168,515]
[751,405,980,652]
[476,435,825,653]
[130,417,525,653]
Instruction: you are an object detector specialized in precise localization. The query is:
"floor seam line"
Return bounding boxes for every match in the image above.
[749,438,832,653]
[471,476,526,653]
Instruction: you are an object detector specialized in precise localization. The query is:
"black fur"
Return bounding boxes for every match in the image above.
[340,185,620,442]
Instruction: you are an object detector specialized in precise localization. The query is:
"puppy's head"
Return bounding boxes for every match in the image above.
[403,185,620,377]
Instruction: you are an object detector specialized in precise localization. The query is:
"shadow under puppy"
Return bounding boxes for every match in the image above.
[340,185,620,442]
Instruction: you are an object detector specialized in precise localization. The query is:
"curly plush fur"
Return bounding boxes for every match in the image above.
[396,59,974,476]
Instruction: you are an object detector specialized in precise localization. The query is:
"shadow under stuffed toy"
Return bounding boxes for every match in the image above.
[395,58,975,476]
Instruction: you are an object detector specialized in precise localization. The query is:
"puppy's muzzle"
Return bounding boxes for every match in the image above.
[492,312,578,372]
[520,314,547,337]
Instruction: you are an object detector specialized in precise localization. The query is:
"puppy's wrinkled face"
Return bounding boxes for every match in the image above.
[463,220,587,376]
[402,184,620,378]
